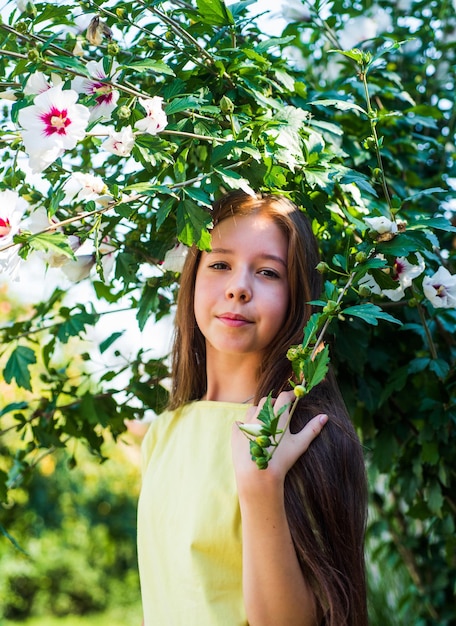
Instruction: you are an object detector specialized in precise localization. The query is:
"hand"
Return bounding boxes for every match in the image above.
[232,390,328,489]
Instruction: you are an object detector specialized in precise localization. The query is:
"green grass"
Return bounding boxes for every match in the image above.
[1,603,143,626]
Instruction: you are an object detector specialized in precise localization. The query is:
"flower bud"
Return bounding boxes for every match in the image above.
[355,251,367,263]
[256,457,269,470]
[316,261,329,274]
[293,384,306,398]
[117,106,131,119]
[255,435,271,448]
[286,346,301,361]
[323,300,338,315]
[358,285,372,297]
[27,48,40,63]
[238,422,263,437]
[220,95,234,114]
[107,42,120,56]
[16,21,28,34]
[250,443,263,458]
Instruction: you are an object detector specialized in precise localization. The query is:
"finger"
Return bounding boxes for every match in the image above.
[274,390,295,412]
[244,395,267,421]
[287,413,328,466]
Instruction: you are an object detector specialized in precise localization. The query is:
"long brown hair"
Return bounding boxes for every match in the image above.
[169,191,368,626]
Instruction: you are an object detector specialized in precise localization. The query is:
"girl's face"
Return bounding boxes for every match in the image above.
[194,212,289,365]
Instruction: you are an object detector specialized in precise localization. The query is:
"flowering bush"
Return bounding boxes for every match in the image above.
[0,0,455,622]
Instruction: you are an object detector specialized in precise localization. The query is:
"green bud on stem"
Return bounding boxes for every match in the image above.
[255,435,271,448]
[256,457,269,470]
[220,95,234,114]
[293,384,306,398]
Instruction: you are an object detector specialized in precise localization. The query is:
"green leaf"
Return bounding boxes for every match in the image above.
[256,394,287,438]
[49,55,90,76]
[57,310,99,344]
[177,199,212,249]
[376,231,433,256]
[4,346,37,391]
[122,59,175,76]
[0,522,28,554]
[353,257,389,281]
[328,47,368,64]
[301,313,322,350]
[407,215,456,232]
[301,345,330,392]
[184,187,212,207]
[196,0,234,26]
[99,332,124,354]
[165,96,204,115]
[429,358,450,380]
[214,167,255,195]
[15,231,76,261]
[427,481,443,516]
[256,36,296,53]
[137,285,159,332]
[343,303,402,326]
[0,470,8,503]
[0,401,28,417]
[309,99,367,117]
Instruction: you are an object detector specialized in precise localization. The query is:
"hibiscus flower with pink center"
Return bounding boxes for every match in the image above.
[18,84,90,173]
[72,60,120,122]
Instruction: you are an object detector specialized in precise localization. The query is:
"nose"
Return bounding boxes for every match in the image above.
[225,269,252,302]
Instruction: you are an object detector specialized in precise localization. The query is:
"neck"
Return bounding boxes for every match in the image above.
[204,350,259,403]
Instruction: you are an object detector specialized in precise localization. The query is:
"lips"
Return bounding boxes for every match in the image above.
[217,312,253,327]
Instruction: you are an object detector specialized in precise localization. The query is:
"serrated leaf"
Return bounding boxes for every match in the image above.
[4,346,37,391]
[16,231,76,261]
[310,98,367,117]
[369,268,400,290]
[214,167,255,195]
[50,55,90,75]
[184,187,212,207]
[429,358,450,380]
[407,215,456,232]
[177,199,212,250]
[165,96,203,115]
[57,310,99,343]
[123,59,175,76]
[256,394,287,437]
[376,231,433,256]
[301,313,322,350]
[343,303,402,326]
[301,345,330,392]
[196,0,234,26]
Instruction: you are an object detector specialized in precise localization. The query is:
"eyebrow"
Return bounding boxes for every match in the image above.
[208,247,287,268]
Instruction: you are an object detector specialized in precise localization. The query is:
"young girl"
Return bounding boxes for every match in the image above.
[137,191,368,626]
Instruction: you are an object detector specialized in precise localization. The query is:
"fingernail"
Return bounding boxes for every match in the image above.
[319,414,328,425]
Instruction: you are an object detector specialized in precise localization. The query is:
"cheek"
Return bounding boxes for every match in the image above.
[266,285,289,329]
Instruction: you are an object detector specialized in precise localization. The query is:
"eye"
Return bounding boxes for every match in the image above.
[209,261,230,270]
[258,268,280,279]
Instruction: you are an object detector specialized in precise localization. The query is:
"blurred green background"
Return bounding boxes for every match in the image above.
[0,427,144,626]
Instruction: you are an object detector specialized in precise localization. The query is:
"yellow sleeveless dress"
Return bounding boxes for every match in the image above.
[137,401,250,625]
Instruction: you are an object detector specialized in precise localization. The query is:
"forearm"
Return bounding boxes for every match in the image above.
[239,480,319,626]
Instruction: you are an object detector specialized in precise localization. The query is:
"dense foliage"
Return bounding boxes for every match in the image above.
[0,434,141,621]
[0,0,455,623]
